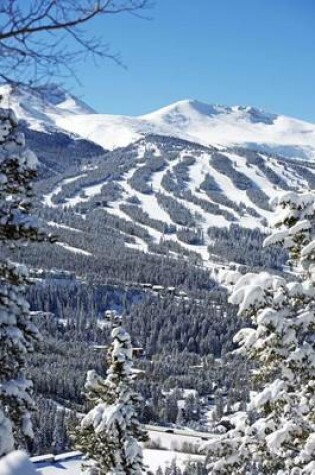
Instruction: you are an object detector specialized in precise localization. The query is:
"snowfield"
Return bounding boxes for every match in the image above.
[5,83,315,266]
[41,136,309,264]
[0,85,94,133]
[2,84,315,160]
[56,99,315,161]
[32,449,204,474]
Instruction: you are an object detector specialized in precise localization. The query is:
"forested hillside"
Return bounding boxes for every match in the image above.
[2,85,315,462]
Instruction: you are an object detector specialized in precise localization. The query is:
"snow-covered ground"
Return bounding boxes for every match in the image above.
[0,85,94,134]
[2,83,312,266]
[43,174,87,208]
[0,451,38,475]
[55,99,315,161]
[47,222,82,233]
[32,449,205,474]
[25,85,312,264]
[41,136,309,265]
[2,84,315,161]
[56,242,91,256]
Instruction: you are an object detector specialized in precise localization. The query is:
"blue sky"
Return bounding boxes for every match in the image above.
[67,0,315,122]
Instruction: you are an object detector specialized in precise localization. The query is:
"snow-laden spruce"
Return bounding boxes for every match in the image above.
[0,107,47,454]
[206,191,315,475]
[265,191,315,270]
[0,450,37,475]
[73,324,148,475]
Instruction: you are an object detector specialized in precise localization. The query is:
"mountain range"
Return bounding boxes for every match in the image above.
[3,84,315,160]
[2,83,315,269]
[4,84,308,450]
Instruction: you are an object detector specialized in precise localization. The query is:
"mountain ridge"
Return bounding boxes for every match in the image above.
[1,84,315,161]
[0,83,95,133]
[59,99,315,160]
[2,84,315,266]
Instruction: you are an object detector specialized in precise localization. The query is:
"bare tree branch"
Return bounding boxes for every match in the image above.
[0,0,151,88]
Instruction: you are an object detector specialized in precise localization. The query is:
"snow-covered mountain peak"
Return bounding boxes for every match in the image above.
[135,99,315,159]
[1,84,315,161]
[0,84,95,131]
[54,98,315,159]
[230,105,277,125]
[33,84,69,106]
[141,99,278,127]
[141,99,233,126]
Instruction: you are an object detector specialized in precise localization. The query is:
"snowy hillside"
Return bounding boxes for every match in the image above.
[4,84,315,267]
[0,84,95,133]
[56,99,315,161]
[2,84,315,161]
[39,134,314,267]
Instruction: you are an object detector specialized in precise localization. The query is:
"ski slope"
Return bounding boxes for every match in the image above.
[41,137,312,265]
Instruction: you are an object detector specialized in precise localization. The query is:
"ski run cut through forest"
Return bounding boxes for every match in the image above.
[0,84,315,475]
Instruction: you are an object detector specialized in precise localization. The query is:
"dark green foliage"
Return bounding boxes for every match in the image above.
[232,147,290,189]
[128,156,166,194]
[246,188,271,211]
[120,203,176,234]
[207,225,288,270]
[176,228,204,245]
[22,125,105,178]
[157,193,196,227]
[200,174,221,193]
[210,152,254,190]
[181,191,235,222]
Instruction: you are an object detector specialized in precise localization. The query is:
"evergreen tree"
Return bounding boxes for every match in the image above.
[207,191,315,474]
[0,409,14,457]
[169,459,182,475]
[52,407,66,454]
[73,323,148,475]
[0,106,48,453]
[0,450,38,475]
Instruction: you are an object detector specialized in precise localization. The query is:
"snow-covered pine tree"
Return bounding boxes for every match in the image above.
[206,191,315,475]
[264,191,315,271]
[52,406,66,454]
[263,191,315,473]
[0,450,38,475]
[0,409,14,457]
[0,106,47,454]
[73,324,148,475]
